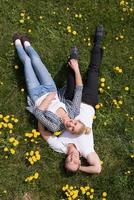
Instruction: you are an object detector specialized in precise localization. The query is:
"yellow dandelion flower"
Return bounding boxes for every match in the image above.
[129,8,133,12]
[89,194,94,199]
[118,100,123,105]
[125,86,129,91]
[90,188,94,193]
[30,150,34,156]
[118,68,123,73]
[13,140,19,146]
[115,37,119,40]
[87,42,91,46]
[9,137,15,143]
[102,192,107,197]
[27,16,30,20]
[66,7,69,11]
[14,118,18,123]
[20,13,25,17]
[32,156,37,162]
[4,147,9,152]
[100,78,105,82]
[120,35,124,39]
[10,148,15,154]
[21,88,24,92]
[9,130,13,134]
[14,65,19,69]
[75,14,78,18]
[86,192,90,196]
[54,131,62,136]
[19,19,24,23]
[34,172,39,179]
[28,29,32,33]
[0,114,3,118]
[95,104,100,109]
[39,16,43,19]
[101,83,105,87]
[72,31,77,35]
[78,14,82,18]
[8,123,13,129]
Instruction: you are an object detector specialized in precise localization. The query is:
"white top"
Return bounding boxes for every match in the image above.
[35,93,67,114]
[47,103,95,159]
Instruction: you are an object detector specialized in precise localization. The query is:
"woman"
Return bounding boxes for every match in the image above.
[13,34,85,133]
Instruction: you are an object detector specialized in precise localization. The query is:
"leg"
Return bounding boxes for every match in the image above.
[64,63,75,101]
[82,46,103,108]
[15,40,40,100]
[64,47,78,100]
[24,43,56,90]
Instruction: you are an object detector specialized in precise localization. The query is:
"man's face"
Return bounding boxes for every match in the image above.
[65,145,81,172]
[64,119,83,134]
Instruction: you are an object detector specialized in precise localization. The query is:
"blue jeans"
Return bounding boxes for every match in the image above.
[15,43,57,102]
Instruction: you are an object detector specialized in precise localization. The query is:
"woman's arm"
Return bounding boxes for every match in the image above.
[38,92,56,111]
[38,121,52,141]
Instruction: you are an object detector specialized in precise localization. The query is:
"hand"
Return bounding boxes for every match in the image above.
[68,59,80,73]
[46,92,56,101]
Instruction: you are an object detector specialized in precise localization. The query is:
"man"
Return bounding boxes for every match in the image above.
[38,25,104,174]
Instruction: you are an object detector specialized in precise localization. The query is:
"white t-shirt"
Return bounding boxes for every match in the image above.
[35,93,67,114]
[47,103,95,159]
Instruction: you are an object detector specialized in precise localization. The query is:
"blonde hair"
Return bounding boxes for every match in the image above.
[76,121,91,135]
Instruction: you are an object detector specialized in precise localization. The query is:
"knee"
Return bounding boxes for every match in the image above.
[24,56,31,64]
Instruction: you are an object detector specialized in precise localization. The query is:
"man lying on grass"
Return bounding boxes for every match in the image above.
[38,25,104,174]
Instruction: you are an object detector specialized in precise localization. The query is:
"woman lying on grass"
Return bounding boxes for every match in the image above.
[38,25,104,174]
[13,34,87,134]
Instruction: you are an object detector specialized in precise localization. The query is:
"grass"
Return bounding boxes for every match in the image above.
[0,0,134,199]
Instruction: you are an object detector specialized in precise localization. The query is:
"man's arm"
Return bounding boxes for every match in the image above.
[38,121,52,141]
[79,152,101,174]
[68,59,83,87]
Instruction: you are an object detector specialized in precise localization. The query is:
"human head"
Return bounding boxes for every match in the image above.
[65,144,81,173]
[64,119,90,135]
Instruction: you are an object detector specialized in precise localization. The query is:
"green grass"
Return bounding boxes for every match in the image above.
[0,0,134,199]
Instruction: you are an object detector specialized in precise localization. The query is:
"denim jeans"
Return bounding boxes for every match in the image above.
[15,43,57,102]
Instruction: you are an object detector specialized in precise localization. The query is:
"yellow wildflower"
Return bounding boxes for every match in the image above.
[100,78,105,82]
[8,123,13,129]
[34,172,39,179]
[10,148,15,154]
[102,192,107,197]
[4,147,9,152]
[9,137,15,143]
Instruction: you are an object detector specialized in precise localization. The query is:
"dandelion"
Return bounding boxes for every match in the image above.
[27,16,30,20]
[10,148,15,154]
[28,29,32,33]
[21,88,24,92]
[14,65,19,69]
[9,137,15,143]
[34,172,39,179]
[4,147,9,152]
[39,16,43,19]
[125,86,129,91]
[95,104,100,109]
[102,192,107,197]
[19,19,24,24]
[100,78,105,82]
[72,31,77,35]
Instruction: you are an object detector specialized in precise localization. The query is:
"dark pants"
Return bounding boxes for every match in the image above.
[64,46,103,108]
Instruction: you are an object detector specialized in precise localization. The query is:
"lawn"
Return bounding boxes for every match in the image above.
[0,0,134,200]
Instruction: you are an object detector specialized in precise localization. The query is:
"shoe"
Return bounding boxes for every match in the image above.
[94,25,104,46]
[70,46,78,60]
[12,33,22,43]
[21,35,29,45]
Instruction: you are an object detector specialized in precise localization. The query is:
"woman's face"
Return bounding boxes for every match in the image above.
[64,119,83,134]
